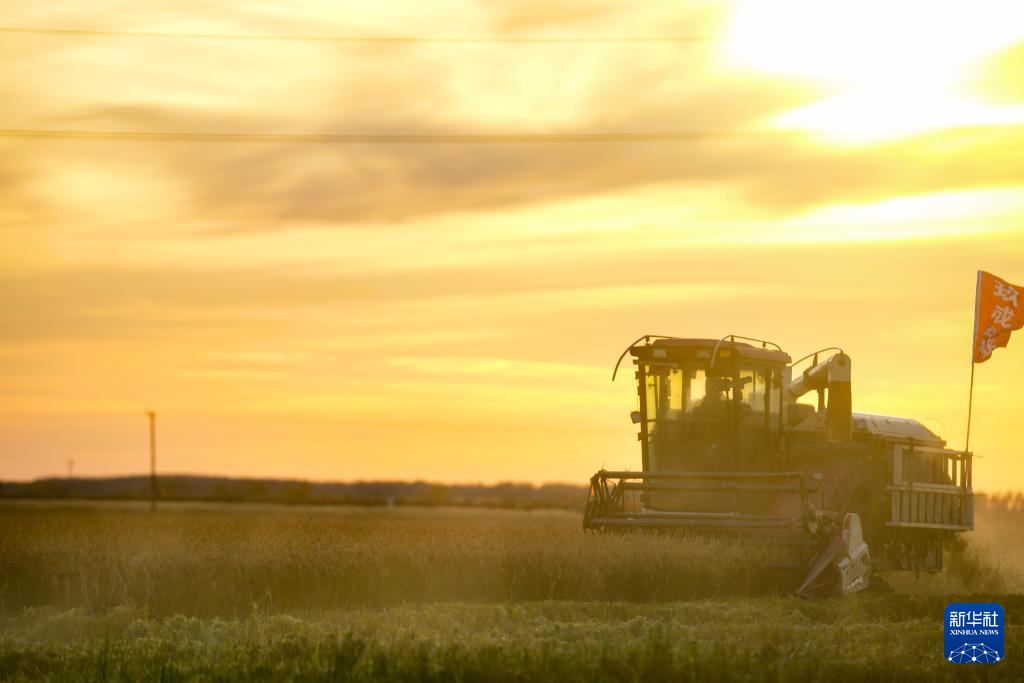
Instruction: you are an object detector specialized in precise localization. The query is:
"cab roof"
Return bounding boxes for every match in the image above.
[633,337,792,364]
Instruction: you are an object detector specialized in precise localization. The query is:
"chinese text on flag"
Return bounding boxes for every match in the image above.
[973,271,1024,363]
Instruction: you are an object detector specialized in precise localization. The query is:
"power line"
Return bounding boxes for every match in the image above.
[0,129,790,144]
[2,126,1019,146]
[0,26,716,44]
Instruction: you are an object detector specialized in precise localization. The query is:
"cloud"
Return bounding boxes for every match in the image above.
[483,0,622,33]
[0,151,53,230]
[2,234,1010,351]
[13,108,1023,239]
[973,40,1024,104]
[5,0,1022,235]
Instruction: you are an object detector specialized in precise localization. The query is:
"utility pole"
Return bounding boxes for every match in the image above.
[147,411,157,512]
[66,458,74,480]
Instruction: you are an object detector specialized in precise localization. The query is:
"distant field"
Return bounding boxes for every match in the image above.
[0,475,587,510]
[1,498,1022,681]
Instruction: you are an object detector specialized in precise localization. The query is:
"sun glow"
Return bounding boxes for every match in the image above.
[726,1,1024,142]
[774,86,1024,143]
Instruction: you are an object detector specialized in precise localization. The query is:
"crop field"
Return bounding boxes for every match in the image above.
[1,497,1022,681]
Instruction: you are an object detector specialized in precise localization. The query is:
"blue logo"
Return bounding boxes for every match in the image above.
[945,603,1004,663]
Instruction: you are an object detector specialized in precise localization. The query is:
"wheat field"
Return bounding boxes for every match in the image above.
[0,497,1021,681]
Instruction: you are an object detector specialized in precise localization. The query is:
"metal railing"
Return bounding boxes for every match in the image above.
[886,443,973,530]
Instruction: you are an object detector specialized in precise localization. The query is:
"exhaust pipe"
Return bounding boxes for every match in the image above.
[825,353,851,442]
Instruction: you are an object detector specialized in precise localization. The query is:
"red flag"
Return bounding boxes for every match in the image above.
[973,271,1024,363]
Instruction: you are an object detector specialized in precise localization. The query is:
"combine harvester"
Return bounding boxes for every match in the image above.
[584,335,974,596]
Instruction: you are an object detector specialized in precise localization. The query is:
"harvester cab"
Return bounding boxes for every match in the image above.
[629,337,789,473]
[585,335,974,597]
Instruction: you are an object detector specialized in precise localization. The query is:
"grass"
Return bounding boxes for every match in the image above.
[2,600,1022,682]
[1,497,1022,681]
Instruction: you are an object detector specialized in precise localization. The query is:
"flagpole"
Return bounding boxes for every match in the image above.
[965,360,975,454]
[966,270,982,454]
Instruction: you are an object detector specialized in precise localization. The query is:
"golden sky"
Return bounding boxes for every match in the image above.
[2,1,1024,490]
